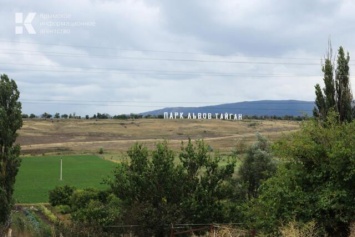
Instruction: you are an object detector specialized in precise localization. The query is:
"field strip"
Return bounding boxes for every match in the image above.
[20,130,293,151]
[20,134,251,149]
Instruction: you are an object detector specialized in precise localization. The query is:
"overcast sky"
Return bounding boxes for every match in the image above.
[1,0,355,116]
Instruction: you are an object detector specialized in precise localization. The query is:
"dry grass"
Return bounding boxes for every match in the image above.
[349,222,355,237]
[18,118,300,156]
[279,221,318,237]
[181,225,248,237]
[214,225,249,237]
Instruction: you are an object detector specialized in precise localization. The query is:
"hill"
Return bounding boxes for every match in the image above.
[141,100,314,117]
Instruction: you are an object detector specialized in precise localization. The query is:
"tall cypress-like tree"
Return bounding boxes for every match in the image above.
[314,44,352,123]
[313,41,335,119]
[313,84,326,120]
[335,46,352,122]
[323,45,336,112]
[0,74,23,236]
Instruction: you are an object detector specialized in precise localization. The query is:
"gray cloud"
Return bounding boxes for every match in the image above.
[0,0,354,116]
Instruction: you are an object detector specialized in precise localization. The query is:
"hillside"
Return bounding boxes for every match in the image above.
[141,100,314,117]
[18,119,300,156]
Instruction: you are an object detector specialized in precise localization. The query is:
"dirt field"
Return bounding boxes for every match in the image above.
[17,118,301,157]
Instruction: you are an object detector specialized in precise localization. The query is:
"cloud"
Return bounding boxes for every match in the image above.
[0,0,354,116]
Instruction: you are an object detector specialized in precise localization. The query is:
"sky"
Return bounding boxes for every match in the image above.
[1,0,355,116]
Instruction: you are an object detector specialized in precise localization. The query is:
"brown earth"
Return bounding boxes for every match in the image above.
[17,118,300,158]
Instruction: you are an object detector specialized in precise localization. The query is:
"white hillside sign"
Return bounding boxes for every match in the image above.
[164,112,242,120]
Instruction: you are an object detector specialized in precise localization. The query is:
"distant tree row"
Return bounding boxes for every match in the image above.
[21,112,308,121]
[21,112,145,120]
[21,113,79,119]
[241,114,307,121]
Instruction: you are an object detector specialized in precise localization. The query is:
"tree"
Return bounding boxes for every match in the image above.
[49,185,75,206]
[314,41,336,120]
[41,112,52,119]
[96,113,110,119]
[335,46,352,122]
[54,113,60,119]
[178,139,236,225]
[237,133,276,200]
[61,114,68,119]
[313,84,326,120]
[0,74,23,235]
[251,112,355,236]
[314,43,352,123]
[109,142,185,237]
[107,140,236,237]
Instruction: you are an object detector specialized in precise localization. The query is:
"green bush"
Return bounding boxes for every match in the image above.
[49,185,75,206]
[55,205,71,214]
[99,147,104,154]
[38,205,58,222]
[70,188,99,211]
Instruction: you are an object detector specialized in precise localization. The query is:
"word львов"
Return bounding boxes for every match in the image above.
[164,112,242,120]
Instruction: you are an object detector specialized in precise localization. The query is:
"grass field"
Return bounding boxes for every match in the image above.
[14,155,117,203]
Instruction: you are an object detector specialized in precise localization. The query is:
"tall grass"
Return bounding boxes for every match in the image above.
[279,220,318,237]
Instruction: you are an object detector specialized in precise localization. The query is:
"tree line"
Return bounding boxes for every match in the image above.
[21,112,144,120]
[22,112,309,121]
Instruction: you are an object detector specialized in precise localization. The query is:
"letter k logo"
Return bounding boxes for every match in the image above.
[15,12,36,34]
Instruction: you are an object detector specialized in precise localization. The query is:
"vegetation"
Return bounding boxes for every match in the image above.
[246,113,355,236]
[314,43,353,122]
[16,116,355,236]
[236,133,276,200]
[109,140,235,237]
[0,74,23,236]
[11,207,53,237]
[44,140,236,236]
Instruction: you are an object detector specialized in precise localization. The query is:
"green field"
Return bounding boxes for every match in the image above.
[14,155,117,203]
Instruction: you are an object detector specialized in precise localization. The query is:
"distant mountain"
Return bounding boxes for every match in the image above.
[141,100,314,117]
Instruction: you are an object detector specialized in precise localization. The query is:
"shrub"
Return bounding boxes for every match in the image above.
[99,147,104,154]
[38,205,58,222]
[55,205,71,214]
[49,185,76,206]
[70,188,99,211]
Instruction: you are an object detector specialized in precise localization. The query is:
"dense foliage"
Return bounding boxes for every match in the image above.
[0,74,22,236]
[109,140,236,237]
[248,113,355,236]
[237,133,276,200]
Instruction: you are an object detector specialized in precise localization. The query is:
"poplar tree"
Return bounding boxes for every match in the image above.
[0,74,23,236]
[313,41,335,120]
[335,46,352,122]
[313,43,352,123]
